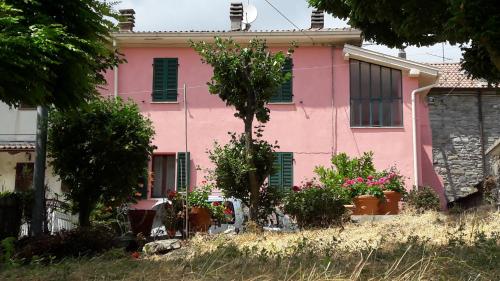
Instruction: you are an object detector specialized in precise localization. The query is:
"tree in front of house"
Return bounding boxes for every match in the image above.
[0,0,121,107]
[191,38,294,221]
[308,0,500,84]
[209,130,283,224]
[47,98,155,227]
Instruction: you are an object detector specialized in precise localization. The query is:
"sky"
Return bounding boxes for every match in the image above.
[116,0,462,63]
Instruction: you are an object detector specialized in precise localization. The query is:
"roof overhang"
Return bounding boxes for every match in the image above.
[343,44,440,86]
[112,29,363,48]
[0,142,35,152]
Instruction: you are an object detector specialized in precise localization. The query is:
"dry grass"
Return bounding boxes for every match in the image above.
[1,208,499,281]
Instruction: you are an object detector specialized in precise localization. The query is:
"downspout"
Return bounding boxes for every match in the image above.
[330,46,336,155]
[477,91,487,177]
[113,39,118,98]
[411,83,437,187]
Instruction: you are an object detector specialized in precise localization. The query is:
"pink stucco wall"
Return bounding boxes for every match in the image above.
[101,45,437,203]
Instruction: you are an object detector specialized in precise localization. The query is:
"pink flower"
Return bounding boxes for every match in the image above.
[356,177,364,183]
[367,175,374,180]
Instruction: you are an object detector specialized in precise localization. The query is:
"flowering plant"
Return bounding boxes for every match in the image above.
[342,176,385,198]
[378,168,405,193]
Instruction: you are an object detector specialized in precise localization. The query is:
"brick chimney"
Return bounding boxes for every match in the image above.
[119,9,135,32]
[230,2,243,31]
[310,10,324,29]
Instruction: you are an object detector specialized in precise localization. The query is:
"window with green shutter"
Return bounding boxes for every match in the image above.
[269,152,293,190]
[152,58,178,102]
[270,58,293,103]
[176,152,190,191]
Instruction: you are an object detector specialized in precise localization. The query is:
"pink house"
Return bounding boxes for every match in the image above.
[102,7,442,209]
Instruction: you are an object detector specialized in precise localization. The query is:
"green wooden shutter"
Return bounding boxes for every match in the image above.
[269,153,282,188]
[269,152,293,190]
[140,169,148,199]
[152,58,178,101]
[281,59,293,102]
[270,59,293,103]
[281,152,293,189]
[165,58,178,101]
[176,152,190,191]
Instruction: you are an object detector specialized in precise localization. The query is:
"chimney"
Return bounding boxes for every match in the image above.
[230,2,243,31]
[310,10,324,29]
[398,48,407,59]
[119,9,135,32]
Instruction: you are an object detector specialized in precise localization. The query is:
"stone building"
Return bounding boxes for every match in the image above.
[428,63,499,203]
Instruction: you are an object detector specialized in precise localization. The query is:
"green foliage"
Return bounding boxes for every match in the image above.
[0,0,122,107]
[308,0,500,83]
[404,186,441,212]
[47,98,155,226]
[192,38,294,220]
[191,37,294,123]
[0,237,16,267]
[188,186,212,209]
[14,225,116,263]
[283,182,347,228]
[208,131,283,224]
[314,152,376,188]
[0,192,22,240]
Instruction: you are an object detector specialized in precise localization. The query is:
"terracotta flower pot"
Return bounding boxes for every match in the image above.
[353,195,380,215]
[190,207,211,232]
[379,191,402,215]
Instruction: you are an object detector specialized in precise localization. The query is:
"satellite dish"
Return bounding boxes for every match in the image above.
[242,4,258,24]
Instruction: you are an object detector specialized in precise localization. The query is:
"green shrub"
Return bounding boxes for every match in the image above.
[283,182,347,228]
[404,186,441,212]
[15,224,116,263]
[314,152,376,188]
[0,192,23,240]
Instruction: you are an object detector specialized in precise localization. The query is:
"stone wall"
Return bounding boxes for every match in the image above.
[428,91,500,202]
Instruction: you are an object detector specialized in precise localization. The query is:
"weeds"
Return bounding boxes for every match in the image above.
[1,210,499,280]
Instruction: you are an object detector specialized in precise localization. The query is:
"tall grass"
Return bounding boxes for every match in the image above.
[1,209,499,280]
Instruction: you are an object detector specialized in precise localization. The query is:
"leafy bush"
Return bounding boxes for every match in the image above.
[315,152,376,188]
[209,131,283,225]
[47,97,155,226]
[404,186,441,212]
[0,192,22,240]
[283,182,347,228]
[14,224,116,263]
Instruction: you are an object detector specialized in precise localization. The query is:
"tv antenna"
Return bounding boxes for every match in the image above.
[242,3,258,30]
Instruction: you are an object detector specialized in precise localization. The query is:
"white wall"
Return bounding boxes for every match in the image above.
[0,102,36,142]
[0,151,62,196]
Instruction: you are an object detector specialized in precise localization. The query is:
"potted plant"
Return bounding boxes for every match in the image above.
[343,177,384,215]
[187,187,213,232]
[378,169,405,215]
[162,191,183,238]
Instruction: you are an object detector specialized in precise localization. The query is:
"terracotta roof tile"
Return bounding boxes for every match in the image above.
[0,142,35,151]
[430,63,491,88]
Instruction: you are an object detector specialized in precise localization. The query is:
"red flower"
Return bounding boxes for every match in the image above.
[367,175,374,180]
[212,201,221,206]
[131,252,140,259]
[292,185,301,192]
[167,191,177,200]
[356,177,364,183]
[224,208,233,215]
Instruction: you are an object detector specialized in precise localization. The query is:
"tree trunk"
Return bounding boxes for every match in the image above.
[31,106,48,237]
[78,198,92,227]
[244,117,259,221]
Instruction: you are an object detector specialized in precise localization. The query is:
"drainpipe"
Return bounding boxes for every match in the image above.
[411,83,437,187]
[113,39,118,98]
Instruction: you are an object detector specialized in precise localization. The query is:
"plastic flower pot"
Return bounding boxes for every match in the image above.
[353,195,380,215]
[189,207,211,232]
[128,209,156,237]
[379,191,402,215]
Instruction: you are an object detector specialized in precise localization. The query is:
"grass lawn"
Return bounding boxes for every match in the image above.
[1,209,499,280]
